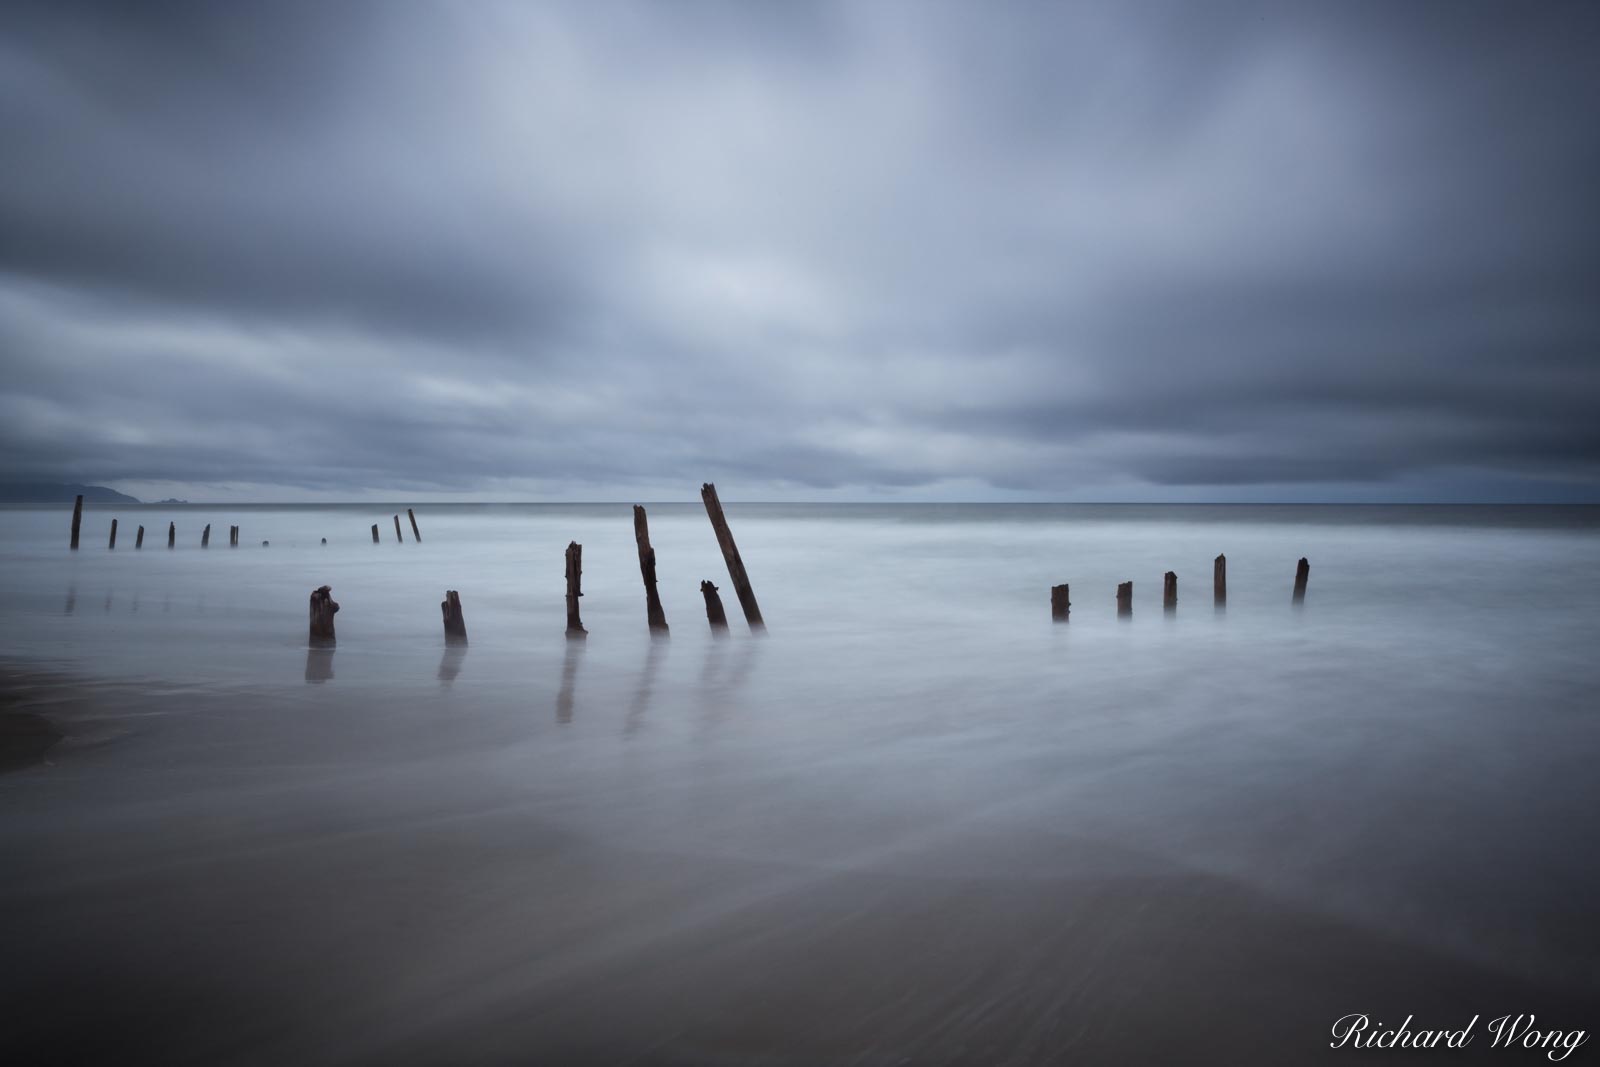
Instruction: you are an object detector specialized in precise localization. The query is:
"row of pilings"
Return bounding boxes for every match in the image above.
[70,494,415,550]
[1050,554,1310,619]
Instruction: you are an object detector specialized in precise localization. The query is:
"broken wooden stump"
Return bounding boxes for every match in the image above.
[633,505,669,635]
[1117,581,1132,617]
[564,541,586,638]
[230,525,239,548]
[700,483,764,632]
[441,589,467,645]
[371,523,380,543]
[1164,571,1177,613]
[700,579,730,634]
[1214,554,1227,605]
[135,525,145,549]
[1051,583,1071,621]
[393,515,403,543]
[1293,557,1310,604]
[202,523,211,548]
[108,519,118,550]
[408,508,421,542]
[167,521,176,549]
[70,494,83,550]
[309,585,339,647]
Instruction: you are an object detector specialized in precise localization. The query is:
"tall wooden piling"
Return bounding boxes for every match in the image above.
[309,585,339,647]
[1214,554,1226,605]
[1164,571,1178,613]
[700,580,730,634]
[700,483,764,632]
[1293,557,1310,604]
[393,515,403,543]
[70,494,84,549]
[1051,584,1071,621]
[565,541,587,638]
[135,525,145,549]
[441,590,467,645]
[1117,581,1133,617]
[371,523,380,544]
[408,508,421,542]
[108,519,118,549]
[167,522,176,549]
[202,523,211,548]
[633,505,669,634]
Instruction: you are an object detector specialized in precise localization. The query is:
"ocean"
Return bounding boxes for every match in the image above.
[3,502,1598,1064]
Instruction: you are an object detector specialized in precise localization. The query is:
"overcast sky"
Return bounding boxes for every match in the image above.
[2,1,1596,502]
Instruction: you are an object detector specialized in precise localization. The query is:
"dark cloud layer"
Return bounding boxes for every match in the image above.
[1,0,1596,500]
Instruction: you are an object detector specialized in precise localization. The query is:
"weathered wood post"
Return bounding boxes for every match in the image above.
[70,494,84,549]
[108,519,118,549]
[202,523,211,548]
[1051,584,1071,621]
[1214,554,1226,605]
[633,505,669,635]
[309,585,339,647]
[1293,557,1310,604]
[1117,581,1133,617]
[167,521,176,549]
[135,525,145,548]
[393,515,403,543]
[407,508,421,542]
[230,525,239,547]
[1163,571,1178,613]
[700,483,764,632]
[565,541,586,638]
[700,580,730,634]
[371,523,380,544]
[441,590,467,645]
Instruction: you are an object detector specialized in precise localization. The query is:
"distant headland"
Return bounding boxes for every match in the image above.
[0,483,140,504]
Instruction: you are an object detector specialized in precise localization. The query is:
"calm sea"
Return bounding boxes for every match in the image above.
[3,502,1598,1064]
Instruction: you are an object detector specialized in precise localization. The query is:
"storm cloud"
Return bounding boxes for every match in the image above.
[2,0,1597,500]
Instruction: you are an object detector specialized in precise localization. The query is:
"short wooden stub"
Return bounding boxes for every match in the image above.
[565,541,587,638]
[202,523,211,548]
[1051,584,1071,621]
[1163,571,1178,613]
[441,590,467,645]
[700,580,730,634]
[309,585,339,647]
[107,519,117,549]
[634,505,669,635]
[1293,557,1310,604]
[230,525,239,548]
[1117,581,1133,617]
[1214,554,1227,605]
[135,525,145,549]
[700,483,764,632]
[408,508,421,542]
[371,523,380,544]
[394,515,403,543]
[70,494,84,550]
[167,521,176,549]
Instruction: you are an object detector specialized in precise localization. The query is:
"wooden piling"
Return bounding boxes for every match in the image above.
[408,508,421,542]
[371,523,380,544]
[202,523,211,548]
[700,483,764,632]
[565,541,587,638]
[70,494,84,549]
[135,525,145,549]
[1163,571,1177,612]
[1214,554,1226,605]
[700,580,730,634]
[108,519,118,549]
[167,522,175,549]
[633,505,669,634]
[441,590,467,645]
[230,525,239,548]
[309,585,339,647]
[1293,557,1310,604]
[394,515,403,543]
[1051,584,1071,621]
[1117,581,1132,617]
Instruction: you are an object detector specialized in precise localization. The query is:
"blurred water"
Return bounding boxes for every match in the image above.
[3,502,1598,1064]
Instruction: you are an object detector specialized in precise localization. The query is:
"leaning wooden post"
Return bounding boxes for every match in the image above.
[309,585,339,647]
[565,541,587,638]
[70,494,84,549]
[407,508,421,542]
[108,519,118,549]
[393,515,403,543]
[1117,581,1132,617]
[371,523,380,544]
[1051,584,1070,621]
[1293,558,1310,604]
[633,505,669,634]
[135,525,145,549]
[441,590,467,645]
[1214,554,1226,605]
[700,580,730,634]
[1163,571,1177,613]
[700,483,764,632]
[201,523,211,548]
[167,521,176,549]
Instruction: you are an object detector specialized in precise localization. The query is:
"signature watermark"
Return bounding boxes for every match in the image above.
[1332,1015,1588,1061]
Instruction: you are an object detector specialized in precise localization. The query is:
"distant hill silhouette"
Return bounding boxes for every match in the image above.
[0,483,141,504]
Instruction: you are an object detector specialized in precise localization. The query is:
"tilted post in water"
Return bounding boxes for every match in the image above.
[108,519,118,549]
[135,525,145,549]
[1117,581,1133,617]
[1214,554,1226,605]
[202,524,211,548]
[565,541,587,638]
[700,483,764,632]
[309,585,339,647]
[371,523,380,544]
[633,505,669,634]
[168,522,176,549]
[1051,584,1071,621]
[441,590,467,645]
[408,508,421,542]
[1164,571,1178,613]
[393,515,403,543]
[700,580,730,634]
[70,494,84,550]
[1293,557,1310,604]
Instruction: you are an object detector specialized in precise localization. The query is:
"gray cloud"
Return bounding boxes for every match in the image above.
[1,0,1596,501]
